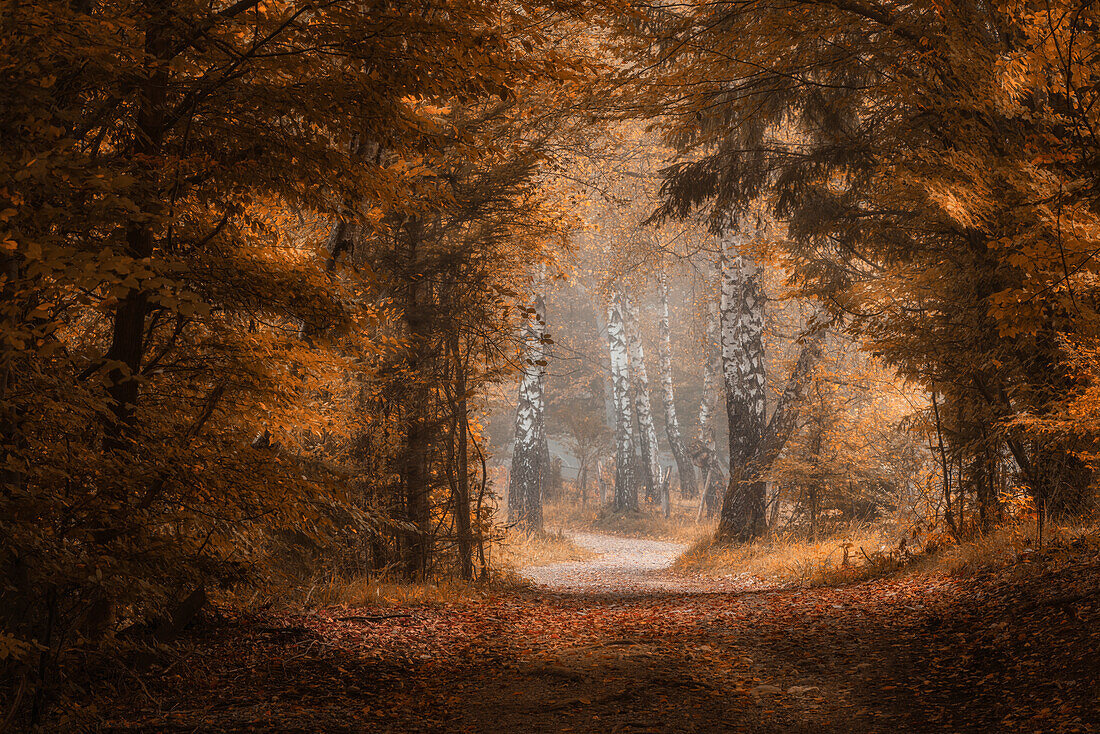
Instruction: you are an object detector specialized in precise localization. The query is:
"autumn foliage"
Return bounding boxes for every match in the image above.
[625,0,1100,530]
[0,0,601,722]
[5,0,1100,729]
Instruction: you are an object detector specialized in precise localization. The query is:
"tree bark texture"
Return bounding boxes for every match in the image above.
[697,296,721,451]
[104,2,173,444]
[717,239,768,540]
[657,272,697,499]
[451,333,474,579]
[401,235,434,577]
[508,293,548,532]
[717,305,825,541]
[607,290,639,512]
[624,291,661,502]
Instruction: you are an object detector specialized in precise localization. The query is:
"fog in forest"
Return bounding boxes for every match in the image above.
[5,2,1100,731]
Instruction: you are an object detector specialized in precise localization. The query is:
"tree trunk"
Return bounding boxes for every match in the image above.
[660,465,672,518]
[578,461,588,506]
[717,240,768,541]
[975,446,998,532]
[768,484,781,527]
[697,295,721,453]
[591,295,619,435]
[607,290,639,512]
[686,289,723,504]
[717,321,825,542]
[401,218,432,578]
[104,2,172,446]
[657,272,697,499]
[452,333,474,580]
[624,291,661,502]
[597,460,607,506]
[508,292,547,532]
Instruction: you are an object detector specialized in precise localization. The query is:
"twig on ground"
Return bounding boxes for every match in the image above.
[337,613,413,622]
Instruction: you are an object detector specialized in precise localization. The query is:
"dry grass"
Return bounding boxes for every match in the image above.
[543,496,711,543]
[233,519,593,613]
[303,527,595,608]
[297,526,606,608]
[229,573,510,613]
[677,522,892,586]
[678,518,1100,587]
[494,527,593,570]
[311,576,513,608]
[912,520,1100,577]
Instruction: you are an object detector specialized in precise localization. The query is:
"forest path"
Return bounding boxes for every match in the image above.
[97,536,1100,733]
[519,531,756,594]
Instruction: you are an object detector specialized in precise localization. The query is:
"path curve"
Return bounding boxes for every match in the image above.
[520,531,764,595]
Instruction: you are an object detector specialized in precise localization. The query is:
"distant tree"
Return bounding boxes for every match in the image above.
[656,271,697,499]
[606,289,641,511]
[509,293,550,533]
[561,407,610,507]
[624,291,662,501]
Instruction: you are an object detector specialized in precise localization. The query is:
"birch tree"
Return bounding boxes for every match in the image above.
[657,272,697,498]
[607,290,640,511]
[717,235,768,539]
[711,232,826,541]
[625,291,662,502]
[697,296,721,452]
[717,323,824,541]
[692,281,723,508]
[591,296,619,434]
[509,293,549,532]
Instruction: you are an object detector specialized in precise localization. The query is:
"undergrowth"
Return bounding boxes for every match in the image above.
[543,496,710,543]
[677,518,1100,587]
[226,522,597,615]
[677,522,891,586]
[494,527,593,569]
[311,576,522,608]
[910,521,1100,577]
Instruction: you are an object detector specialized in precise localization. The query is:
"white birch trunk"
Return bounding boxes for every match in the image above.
[718,233,768,539]
[591,295,619,433]
[720,236,768,465]
[657,273,698,499]
[718,321,825,541]
[624,291,661,502]
[508,292,547,532]
[606,290,639,512]
[694,285,723,509]
[697,297,721,450]
[713,225,826,542]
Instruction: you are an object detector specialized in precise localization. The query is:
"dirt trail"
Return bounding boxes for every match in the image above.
[97,533,1100,733]
[520,531,760,594]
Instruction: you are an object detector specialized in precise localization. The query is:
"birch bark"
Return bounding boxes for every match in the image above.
[508,293,548,532]
[697,297,721,452]
[624,291,661,502]
[657,273,698,499]
[719,235,768,538]
[694,289,723,508]
[591,295,619,433]
[607,290,639,512]
[714,228,826,542]
[717,323,824,541]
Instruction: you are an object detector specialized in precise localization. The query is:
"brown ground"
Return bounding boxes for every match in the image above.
[88,533,1100,733]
